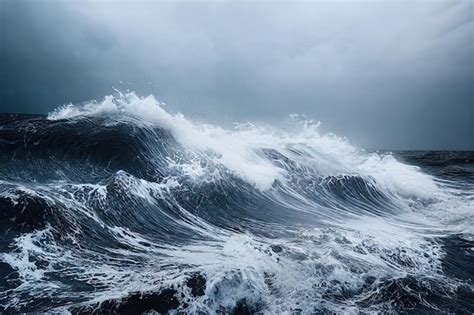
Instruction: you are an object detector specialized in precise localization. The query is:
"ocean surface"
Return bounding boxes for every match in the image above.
[0,93,472,314]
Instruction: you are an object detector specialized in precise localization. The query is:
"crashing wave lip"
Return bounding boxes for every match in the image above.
[45,92,441,196]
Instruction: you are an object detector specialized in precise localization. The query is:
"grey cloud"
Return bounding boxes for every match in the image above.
[1,0,473,150]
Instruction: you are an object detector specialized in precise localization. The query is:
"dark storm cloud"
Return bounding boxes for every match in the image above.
[0,0,154,113]
[1,0,473,150]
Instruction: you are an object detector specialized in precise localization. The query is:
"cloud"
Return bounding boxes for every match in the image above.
[1,0,473,149]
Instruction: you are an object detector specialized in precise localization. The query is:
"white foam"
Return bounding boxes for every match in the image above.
[47,92,444,200]
[45,94,474,233]
[357,153,439,199]
[0,93,471,313]
[49,93,283,190]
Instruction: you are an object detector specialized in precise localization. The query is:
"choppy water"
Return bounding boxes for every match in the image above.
[0,93,472,314]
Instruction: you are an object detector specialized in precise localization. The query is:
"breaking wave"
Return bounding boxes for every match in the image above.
[0,93,472,313]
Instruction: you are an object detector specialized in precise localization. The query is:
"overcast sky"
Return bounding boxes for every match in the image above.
[1,0,473,150]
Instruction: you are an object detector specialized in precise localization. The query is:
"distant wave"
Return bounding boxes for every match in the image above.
[0,93,472,313]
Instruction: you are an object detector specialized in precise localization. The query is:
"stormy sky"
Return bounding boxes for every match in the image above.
[1,0,473,150]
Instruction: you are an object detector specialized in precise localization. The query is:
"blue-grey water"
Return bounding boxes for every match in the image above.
[0,94,472,314]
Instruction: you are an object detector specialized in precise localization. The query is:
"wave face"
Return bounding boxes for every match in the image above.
[0,93,473,314]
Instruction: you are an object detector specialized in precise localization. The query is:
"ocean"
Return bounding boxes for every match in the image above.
[0,93,472,314]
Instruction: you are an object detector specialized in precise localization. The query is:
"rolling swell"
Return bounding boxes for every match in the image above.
[0,113,172,183]
[0,95,473,314]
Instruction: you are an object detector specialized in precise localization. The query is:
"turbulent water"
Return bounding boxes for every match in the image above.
[0,93,473,314]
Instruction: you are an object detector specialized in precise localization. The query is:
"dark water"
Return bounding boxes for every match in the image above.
[0,100,472,314]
